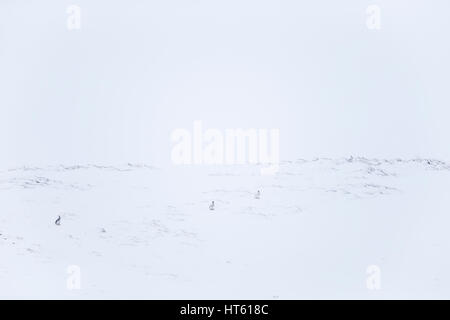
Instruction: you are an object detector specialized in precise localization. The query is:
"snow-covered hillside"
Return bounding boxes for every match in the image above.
[1,158,450,299]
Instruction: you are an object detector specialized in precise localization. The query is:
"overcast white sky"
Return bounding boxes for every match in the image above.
[1,0,449,167]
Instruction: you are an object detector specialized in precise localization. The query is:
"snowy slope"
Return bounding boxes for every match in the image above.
[1,158,450,299]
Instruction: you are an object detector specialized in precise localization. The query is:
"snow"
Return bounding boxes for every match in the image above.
[1,158,450,299]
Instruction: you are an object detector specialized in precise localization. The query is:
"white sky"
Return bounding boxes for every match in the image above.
[1,0,449,167]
